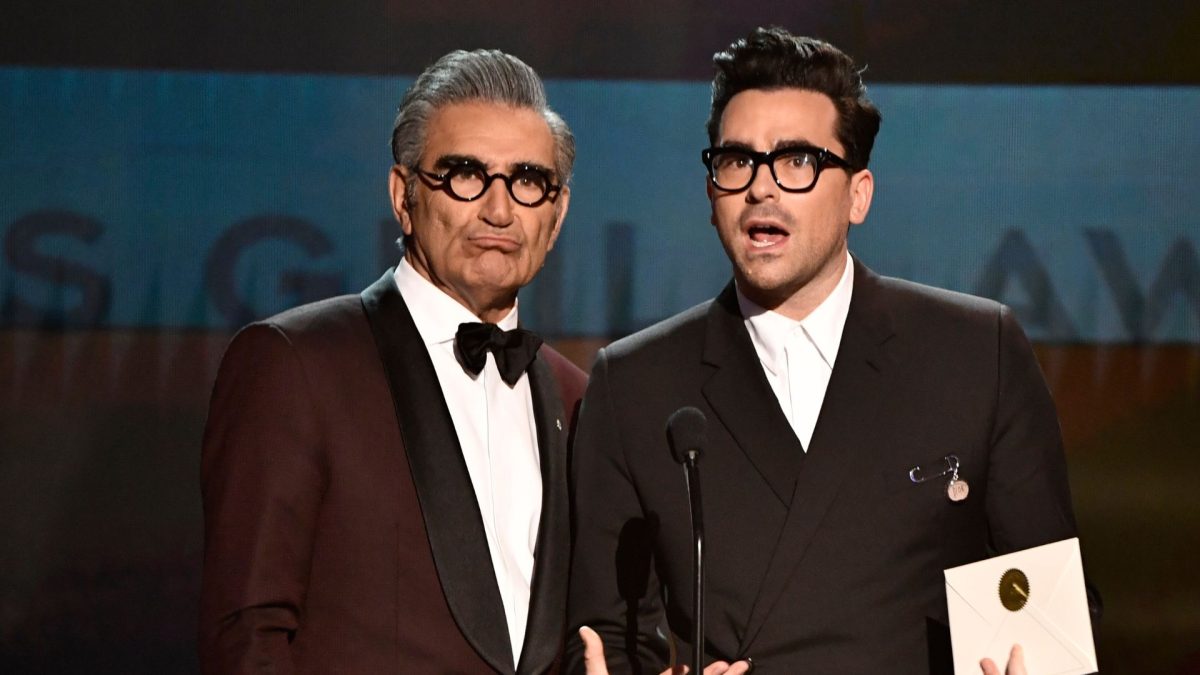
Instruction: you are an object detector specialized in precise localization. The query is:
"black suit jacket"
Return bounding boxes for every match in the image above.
[200,271,587,674]
[565,258,1080,674]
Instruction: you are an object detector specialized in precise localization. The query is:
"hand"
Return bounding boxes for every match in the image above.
[980,644,1027,675]
[578,626,753,675]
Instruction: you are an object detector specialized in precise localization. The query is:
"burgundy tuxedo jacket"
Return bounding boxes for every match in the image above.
[200,271,586,674]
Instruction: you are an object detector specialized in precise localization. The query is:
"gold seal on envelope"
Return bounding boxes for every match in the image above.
[998,568,1030,611]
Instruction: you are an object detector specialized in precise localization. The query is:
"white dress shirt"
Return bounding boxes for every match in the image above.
[738,252,855,450]
[394,259,541,665]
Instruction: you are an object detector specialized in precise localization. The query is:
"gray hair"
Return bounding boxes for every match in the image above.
[391,49,575,192]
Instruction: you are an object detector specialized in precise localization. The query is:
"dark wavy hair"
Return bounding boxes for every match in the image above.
[706,27,882,170]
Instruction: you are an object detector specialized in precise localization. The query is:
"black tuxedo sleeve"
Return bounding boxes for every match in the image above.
[984,306,1079,552]
[566,349,671,674]
[984,306,1106,629]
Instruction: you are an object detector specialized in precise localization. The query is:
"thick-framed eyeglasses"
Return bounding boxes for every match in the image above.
[701,144,853,193]
[413,161,561,207]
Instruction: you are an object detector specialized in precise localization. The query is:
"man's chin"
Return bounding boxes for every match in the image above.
[466,265,532,297]
[735,267,808,302]
[735,260,792,288]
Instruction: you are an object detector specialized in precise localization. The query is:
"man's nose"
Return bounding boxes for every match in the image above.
[746,162,780,203]
[478,177,515,226]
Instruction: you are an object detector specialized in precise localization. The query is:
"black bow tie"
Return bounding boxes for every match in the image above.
[455,322,543,386]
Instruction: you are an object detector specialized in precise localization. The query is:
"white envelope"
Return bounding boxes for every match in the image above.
[944,538,1097,675]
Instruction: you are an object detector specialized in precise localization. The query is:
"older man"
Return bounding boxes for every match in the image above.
[200,49,586,674]
[567,27,1081,674]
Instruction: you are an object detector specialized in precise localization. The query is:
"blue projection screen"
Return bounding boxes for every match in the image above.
[2,67,1197,342]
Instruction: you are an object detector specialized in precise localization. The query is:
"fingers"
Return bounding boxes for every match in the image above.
[723,659,754,675]
[698,659,751,674]
[580,629,758,675]
[1006,644,1026,675]
[980,644,1027,675]
[579,626,608,675]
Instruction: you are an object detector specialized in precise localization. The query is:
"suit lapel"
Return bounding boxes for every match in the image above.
[736,258,897,655]
[360,271,515,675]
[516,356,570,675]
[701,284,805,506]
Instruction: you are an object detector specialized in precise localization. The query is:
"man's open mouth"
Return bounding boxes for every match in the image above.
[748,224,788,248]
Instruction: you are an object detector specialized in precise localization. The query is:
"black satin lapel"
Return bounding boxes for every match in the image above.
[360,271,516,675]
[516,356,570,675]
[736,259,896,655]
[700,284,804,506]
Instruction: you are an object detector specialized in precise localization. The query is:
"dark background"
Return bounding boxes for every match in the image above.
[2,2,1198,672]
[5,0,1199,83]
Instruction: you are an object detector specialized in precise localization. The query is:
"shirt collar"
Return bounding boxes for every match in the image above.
[802,251,854,367]
[738,289,796,378]
[737,251,855,375]
[393,258,519,347]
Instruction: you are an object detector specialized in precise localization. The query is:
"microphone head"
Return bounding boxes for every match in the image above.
[666,406,707,465]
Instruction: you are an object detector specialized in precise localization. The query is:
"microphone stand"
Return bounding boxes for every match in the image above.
[667,406,708,674]
[683,451,704,675]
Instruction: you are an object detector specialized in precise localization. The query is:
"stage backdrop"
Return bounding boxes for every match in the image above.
[3,71,1197,342]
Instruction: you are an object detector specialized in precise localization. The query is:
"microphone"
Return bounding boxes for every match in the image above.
[666,406,707,675]
[667,406,706,466]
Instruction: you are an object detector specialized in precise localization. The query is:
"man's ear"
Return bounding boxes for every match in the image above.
[848,169,874,225]
[546,186,570,252]
[388,166,414,236]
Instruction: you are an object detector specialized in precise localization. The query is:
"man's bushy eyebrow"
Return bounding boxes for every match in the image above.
[431,155,555,179]
[430,153,484,170]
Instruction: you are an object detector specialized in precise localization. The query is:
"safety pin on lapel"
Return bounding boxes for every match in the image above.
[908,455,969,502]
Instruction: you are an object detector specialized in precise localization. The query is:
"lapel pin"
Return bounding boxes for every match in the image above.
[556,418,562,431]
[945,455,969,502]
[908,454,969,503]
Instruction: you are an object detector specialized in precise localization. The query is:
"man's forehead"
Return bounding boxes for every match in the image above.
[423,101,555,166]
[717,88,839,147]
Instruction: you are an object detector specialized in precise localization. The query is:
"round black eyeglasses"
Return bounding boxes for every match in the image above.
[414,162,561,207]
[701,144,853,193]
